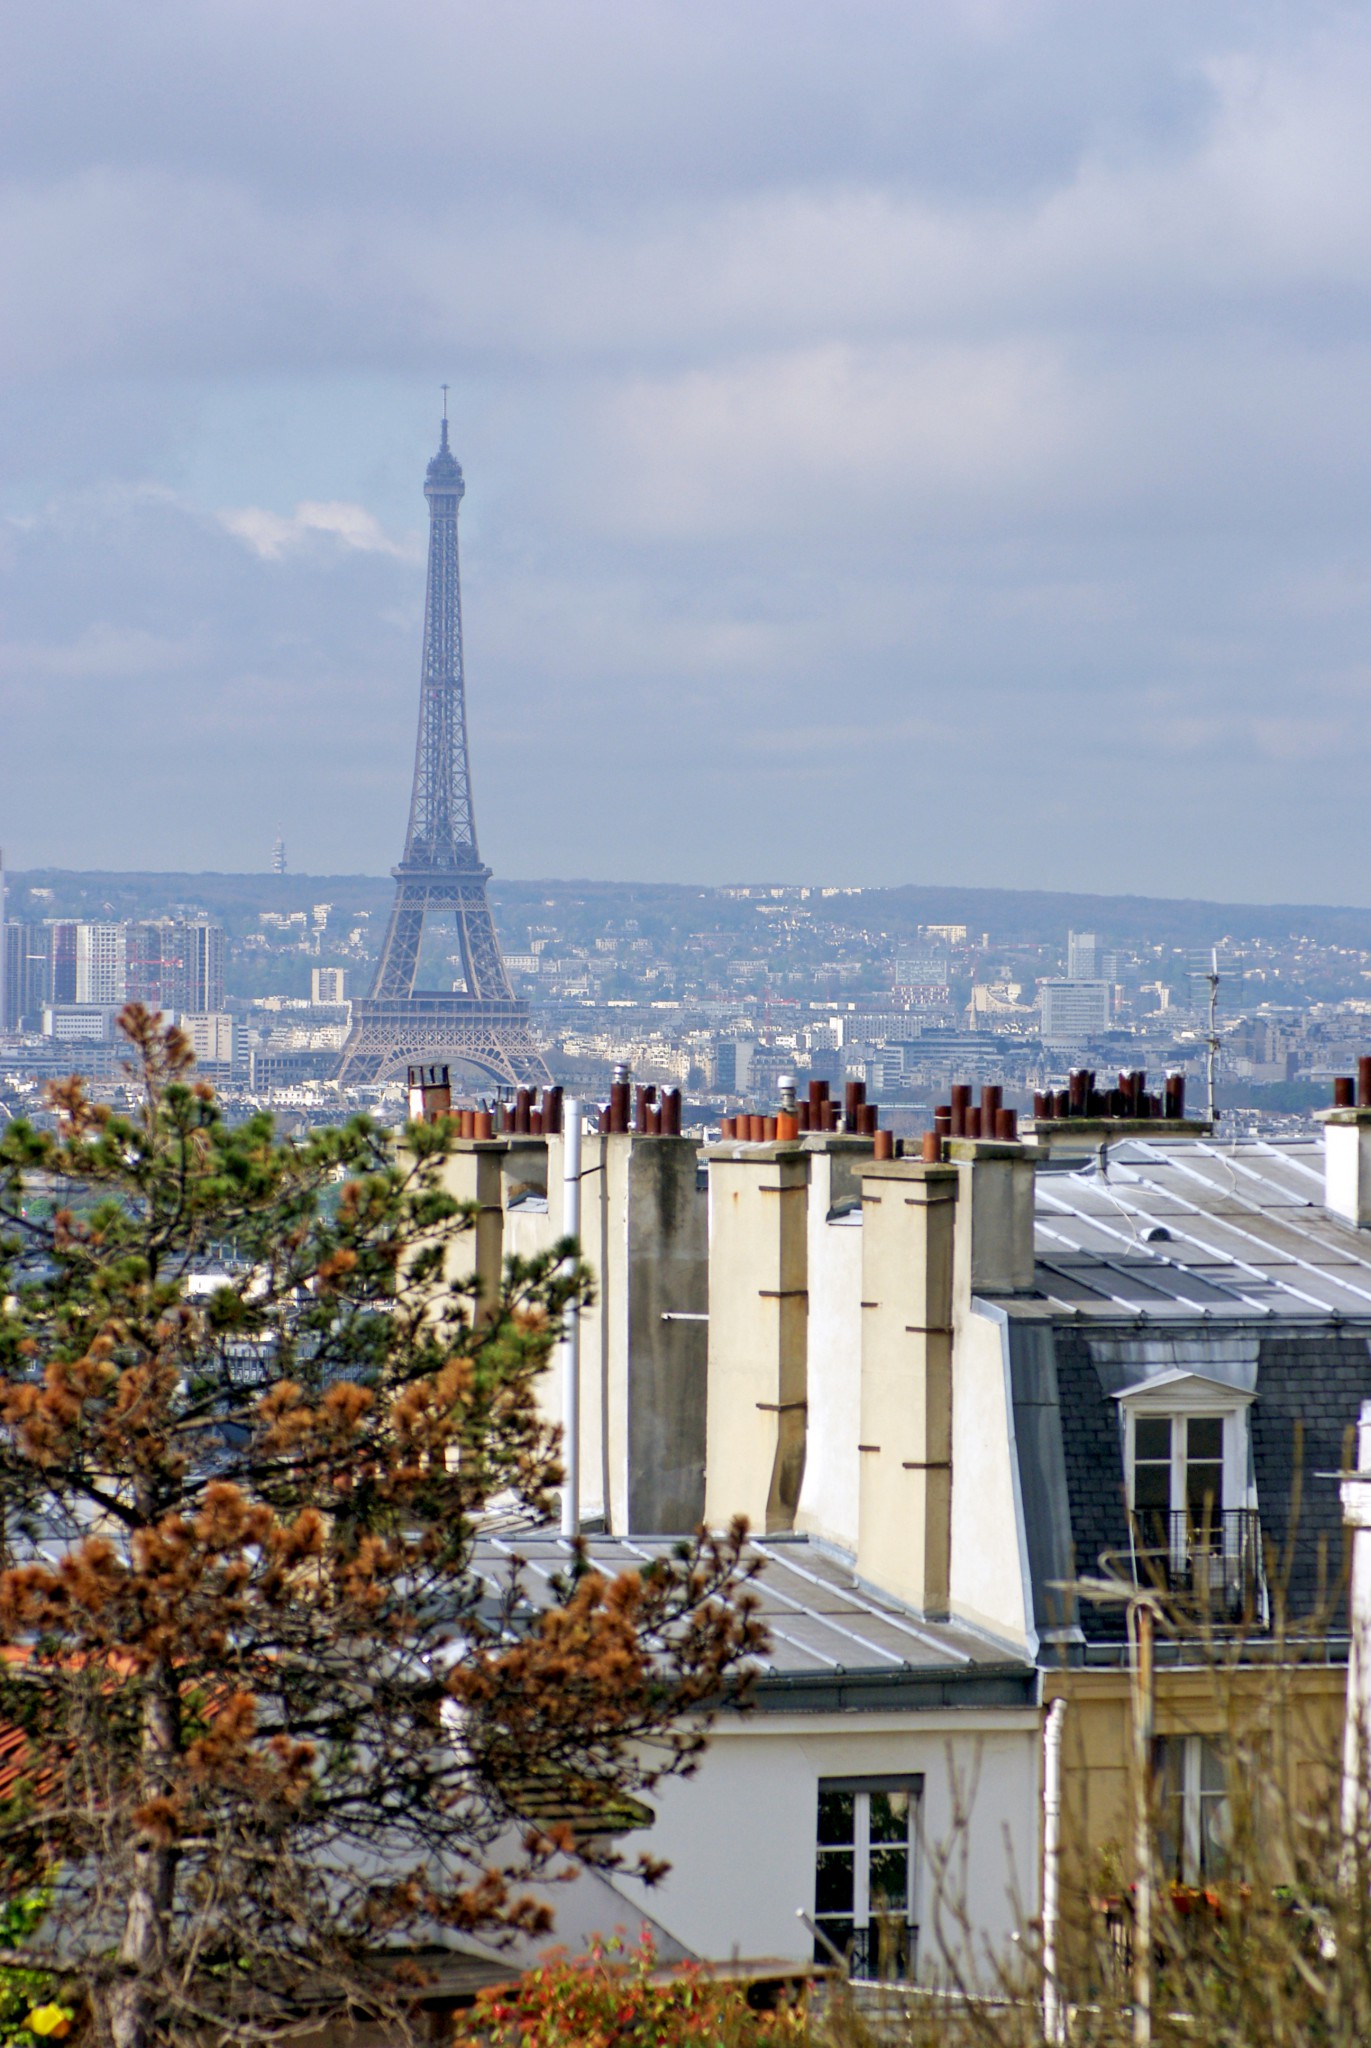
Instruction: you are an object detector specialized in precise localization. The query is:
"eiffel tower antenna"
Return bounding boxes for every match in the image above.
[336,412,548,1090]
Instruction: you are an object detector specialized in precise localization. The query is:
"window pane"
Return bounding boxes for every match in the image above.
[1135,1417,1171,1462]
[1152,1738,1183,1880]
[818,1789,854,1846]
[1199,1738,1226,1794]
[868,1916,911,1982]
[816,1850,854,1915]
[1185,1461,1223,1519]
[1134,1460,1171,1512]
[869,1790,910,1843]
[868,1845,909,1915]
[1188,1417,1223,1463]
[814,1918,853,1966]
[1198,1791,1230,1877]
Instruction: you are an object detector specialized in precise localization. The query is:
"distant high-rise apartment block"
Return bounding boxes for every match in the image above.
[75,924,127,1006]
[3,923,47,1031]
[1066,930,1099,979]
[188,921,225,1012]
[1040,978,1112,1048]
[50,921,77,1004]
[1,918,225,1028]
[311,967,348,1005]
[122,920,225,1015]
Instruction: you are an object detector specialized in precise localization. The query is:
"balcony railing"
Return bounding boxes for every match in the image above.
[1123,1509,1264,1620]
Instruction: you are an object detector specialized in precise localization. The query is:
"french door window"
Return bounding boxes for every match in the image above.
[1132,1413,1225,1548]
[814,1777,920,1981]
[1155,1734,1229,1884]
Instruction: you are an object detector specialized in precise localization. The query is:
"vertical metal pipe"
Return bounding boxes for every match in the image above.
[1042,1697,1068,2047]
[1130,1601,1154,2048]
[560,1101,582,1540]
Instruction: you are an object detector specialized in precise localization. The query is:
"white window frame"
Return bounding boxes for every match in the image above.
[1155,1733,1229,1885]
[814,1776,922,1983]
[1116,1371,1254,1521]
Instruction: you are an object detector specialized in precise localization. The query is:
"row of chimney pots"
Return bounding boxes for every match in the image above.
[406,1062,1212,1151]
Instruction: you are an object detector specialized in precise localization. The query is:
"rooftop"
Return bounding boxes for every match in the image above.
[470,1532,1035,1712]
[1028,1135,1371,1323]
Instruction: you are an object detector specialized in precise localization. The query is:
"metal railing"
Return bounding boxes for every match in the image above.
[1124,1509,1264,1619]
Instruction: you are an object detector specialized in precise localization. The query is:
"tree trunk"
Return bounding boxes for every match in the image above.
[101,1664,180,2048]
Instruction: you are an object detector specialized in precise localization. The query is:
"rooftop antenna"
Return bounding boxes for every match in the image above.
[441,383,448,420]
[1205,946,1220,1125]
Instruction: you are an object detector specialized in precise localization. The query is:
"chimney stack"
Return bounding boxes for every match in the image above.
[406,1062,452,1124]
[1323,1068,1371,1229]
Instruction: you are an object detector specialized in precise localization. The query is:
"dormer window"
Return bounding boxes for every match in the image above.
[1115,1370,1262,1619]
[1132,1414,1225,1539]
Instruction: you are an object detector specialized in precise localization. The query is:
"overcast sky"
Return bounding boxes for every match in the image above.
[3,2,1371,901]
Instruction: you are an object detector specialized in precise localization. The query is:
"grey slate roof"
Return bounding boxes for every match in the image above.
[1029,1137,1371,1321]
[1008,1136,1371,1656]
[470,1532,1036,1713]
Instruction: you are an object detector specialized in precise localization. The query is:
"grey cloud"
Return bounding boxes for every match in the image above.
[1,2,1371,900]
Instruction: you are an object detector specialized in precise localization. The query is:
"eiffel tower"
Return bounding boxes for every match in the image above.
[336,408,549,1091]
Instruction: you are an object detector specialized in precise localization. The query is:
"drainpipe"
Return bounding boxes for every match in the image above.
[561,1098,582,1539]
[1042,1697,1067,2046]
[1340,1399,1371,1874]
[1128,1600,1155,2048]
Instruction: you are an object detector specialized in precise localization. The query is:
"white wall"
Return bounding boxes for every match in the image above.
[949,1307,1031,1649]
[627,1709,1041,1984]
[796,1153,862,1554]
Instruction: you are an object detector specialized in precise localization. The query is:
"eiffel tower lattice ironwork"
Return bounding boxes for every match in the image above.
[336,413,549,1091]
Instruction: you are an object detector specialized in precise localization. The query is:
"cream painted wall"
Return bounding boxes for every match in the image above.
[949,1307,1031,1649]
[630,1710,1041,1980]
[796,1151,862,1554]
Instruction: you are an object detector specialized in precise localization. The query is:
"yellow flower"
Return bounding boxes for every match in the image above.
[25,2005,72,2039]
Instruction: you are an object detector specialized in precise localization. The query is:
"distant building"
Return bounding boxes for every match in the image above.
[125,920,225,1015]
[188,921,225,1012]
[311,967,349,1005]
[42,1005,117,1043]
[50,922,77,1003]
[893,952,950,1006]
[3,922,53,1031]
[75,924,127,1006]
[182,1012,235,1066]
[712,1038,756,1094]
[1040,978,1112,1048]
[1066,929,1099,978]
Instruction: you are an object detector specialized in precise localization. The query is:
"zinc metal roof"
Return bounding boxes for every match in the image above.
[470,1532,1020,1681]
[1030,1136,1371,1323]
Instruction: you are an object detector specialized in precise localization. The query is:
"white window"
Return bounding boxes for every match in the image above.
[814,1777,921,1982]
[1131,1413,1226,1531]
[1115,1371,1260,1613]
[1155,1735,1229,1884]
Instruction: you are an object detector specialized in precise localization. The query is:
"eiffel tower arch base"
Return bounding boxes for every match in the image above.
[335,995,551,1091]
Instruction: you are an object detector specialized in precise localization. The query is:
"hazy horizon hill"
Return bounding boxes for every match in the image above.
[6,870,1371,954]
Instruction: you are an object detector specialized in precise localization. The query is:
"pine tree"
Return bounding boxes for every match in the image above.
[0,1010,762,2048]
